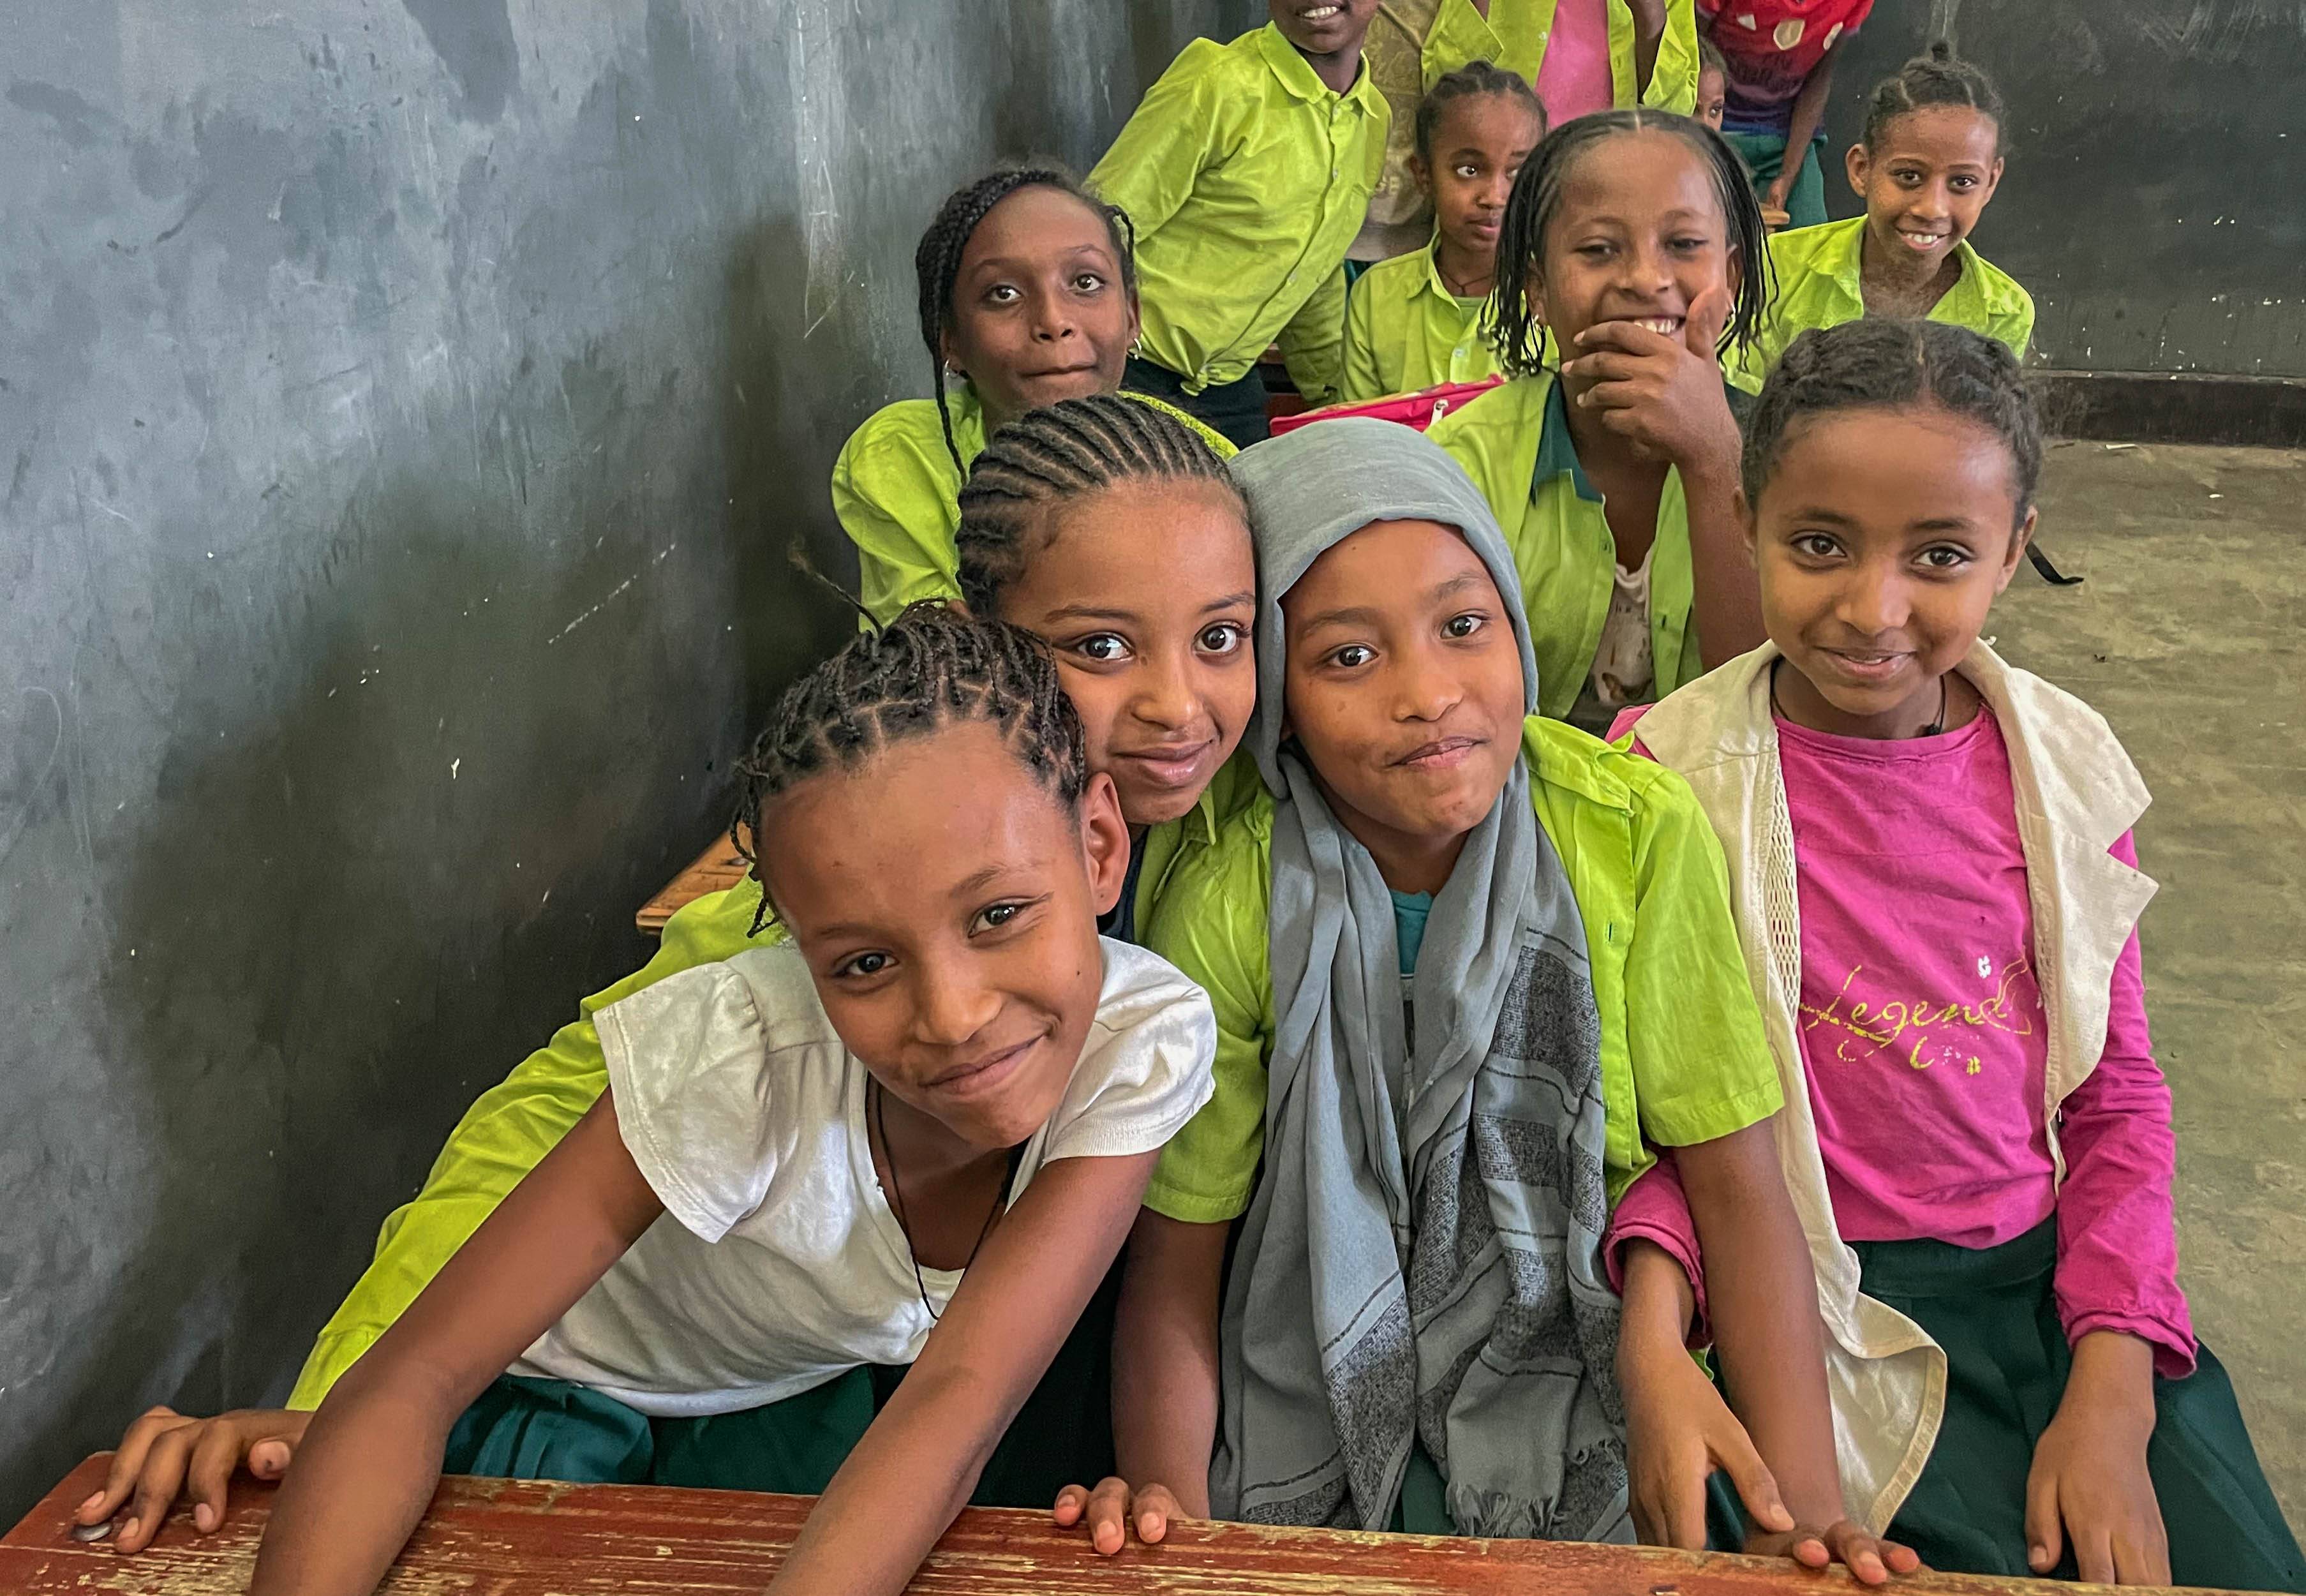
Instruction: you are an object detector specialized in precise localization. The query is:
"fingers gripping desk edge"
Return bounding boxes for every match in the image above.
[8,1457,2280,1596]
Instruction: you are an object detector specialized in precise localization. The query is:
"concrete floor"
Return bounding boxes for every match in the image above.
[1994,442,2305,1527]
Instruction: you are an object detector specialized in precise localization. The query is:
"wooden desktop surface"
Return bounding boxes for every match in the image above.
[636,824,751,936]
[3,1454,2258,1596]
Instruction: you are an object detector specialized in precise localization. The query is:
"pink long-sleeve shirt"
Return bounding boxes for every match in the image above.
[1605,704,2194,1377]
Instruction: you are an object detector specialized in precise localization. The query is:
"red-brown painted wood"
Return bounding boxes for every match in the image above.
[1,1455,2252,1596]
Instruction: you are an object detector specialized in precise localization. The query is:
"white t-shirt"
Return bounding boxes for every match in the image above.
[512,937,1216,1417]
[1588,545,1656,710]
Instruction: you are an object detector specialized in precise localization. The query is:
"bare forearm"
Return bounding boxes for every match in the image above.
[1776,63,1836,193]
[1112,1213,1225,1516]
[1680,1131,1842,1525]
[2062,1331,2157,1430]
[1616,1240,1698,1374]
[249,1378,457,1596]
[771,1368,1002,1596]
[1681,458,1767,666]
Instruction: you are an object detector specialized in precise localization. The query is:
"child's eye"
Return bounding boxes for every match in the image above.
[1917,545,1973,571]
[1454,163,1480,180]
[1071,271,1107,292]
[971,899,1039,936]
[1442,611,1486,639]
[1792,533,1843,560]
[1949,175,1976,191]
[985,283,1022,304]
[1577,241,1616,261]
[835,950,894,979]
[1071,632,1133,663]
[1669,234,1712,254]
[1196,622,1247,655]
[1328,643,1376,669]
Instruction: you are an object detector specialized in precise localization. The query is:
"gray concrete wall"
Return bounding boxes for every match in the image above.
[0,0,1254,1519]
[1820,1,2306,378]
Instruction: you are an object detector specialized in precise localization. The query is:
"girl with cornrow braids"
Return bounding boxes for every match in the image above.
[1729,43,2032,395]
[832,165,1232,624]
[93,608,1219,1596]
[86,399,1260,1553]
[1609,320,2304,1588]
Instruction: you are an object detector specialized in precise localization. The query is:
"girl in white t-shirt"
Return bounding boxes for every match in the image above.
[243,606,1216,1596]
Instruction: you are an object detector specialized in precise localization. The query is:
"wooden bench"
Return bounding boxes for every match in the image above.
[2,1453,2254,1595]
[635,824,752,937]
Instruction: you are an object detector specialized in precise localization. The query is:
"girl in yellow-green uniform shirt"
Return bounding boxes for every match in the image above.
[1087,8,1391,443]
[1429,110,1773,731]
[1729,47,2032,396]
[1340,61,1545,403]
[833,167,1231,623]
[1353,0,1701,264]
[1082,421,1883,1569]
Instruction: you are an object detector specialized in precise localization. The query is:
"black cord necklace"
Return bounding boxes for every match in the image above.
[1769,657,1947,737]
[869,1078,1020,1322]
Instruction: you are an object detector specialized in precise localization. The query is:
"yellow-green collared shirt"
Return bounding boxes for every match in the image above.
[1357,1,1702,260]
[1729,216,2036,394]
[831,386,1234,625]
[1340,243,1503,401]
[287,754,1263,1408]
[1142,715,1782,1225]
[1427,372,1704,720]
[1088,25,1389,405]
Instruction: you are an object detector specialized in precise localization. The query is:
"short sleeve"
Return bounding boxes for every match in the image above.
[1142,809,1276,1223]
[1622,764,1783,1146]
[1041,943,1218,1164]
[599,960,794,1243]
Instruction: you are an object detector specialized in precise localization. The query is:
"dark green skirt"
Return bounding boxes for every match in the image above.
[443,1258,1122,1507]
[1861,1220,2302,1590]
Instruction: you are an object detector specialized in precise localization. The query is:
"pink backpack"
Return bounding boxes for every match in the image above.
[1269,376,1505,436]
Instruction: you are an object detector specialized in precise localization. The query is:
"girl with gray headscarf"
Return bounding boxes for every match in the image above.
[1071,419,1872,1567]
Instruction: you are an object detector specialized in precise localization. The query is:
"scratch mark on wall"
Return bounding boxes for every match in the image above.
[785,2,849,338]
[0,688,66,870]
[547,541,679,644]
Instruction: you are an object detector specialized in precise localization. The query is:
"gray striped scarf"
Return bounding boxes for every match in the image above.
[1210,419,1630,1540]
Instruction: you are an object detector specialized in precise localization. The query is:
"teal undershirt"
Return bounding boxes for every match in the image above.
[1390,890,1432,975]
[1385,888,1457,1534]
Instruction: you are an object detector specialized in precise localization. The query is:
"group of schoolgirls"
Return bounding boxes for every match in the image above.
[87,6,2305,1596]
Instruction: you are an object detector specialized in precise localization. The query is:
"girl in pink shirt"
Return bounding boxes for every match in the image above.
[1608,318,2302,1589]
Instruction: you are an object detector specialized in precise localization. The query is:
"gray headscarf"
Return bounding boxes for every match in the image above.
[1212,419,1628,1540]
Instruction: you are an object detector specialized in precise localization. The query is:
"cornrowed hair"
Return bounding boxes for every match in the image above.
[1863,41,2007,153]
[955,394,1240,618]
[1414,58,1545,164]
[1742,318,2041,525]
[731,603,1089,934]
[1489,110,1771,376]
[914,165,1138,479]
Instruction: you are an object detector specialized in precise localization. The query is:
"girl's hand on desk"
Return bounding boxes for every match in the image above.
[78,1406,310,1553]
[1747,1516,1921,1585]
[1053,1476,1187,1555]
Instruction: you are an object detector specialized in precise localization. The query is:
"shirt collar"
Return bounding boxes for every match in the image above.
[1418,237,1487,306]
[1256,22,1374,106]
[1533,377,1603,505]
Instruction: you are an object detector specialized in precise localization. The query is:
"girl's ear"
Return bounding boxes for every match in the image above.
[1124,287,1143,348]
[1979,154,2007,206]
[939,325,961,378]
[1992,505,2038,596]
[1075,772,1132,918]
[1408,152,1434,198]
[1845,142,1871,197]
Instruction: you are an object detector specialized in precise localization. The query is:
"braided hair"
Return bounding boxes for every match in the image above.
[732,604,1089,933]
[1863,42,2007,153]
[1741,318,2041,524]
[955,394,1240,618]
[1414,58,1545,165]
[915,167,1138,480]
[1489,110,1771,376]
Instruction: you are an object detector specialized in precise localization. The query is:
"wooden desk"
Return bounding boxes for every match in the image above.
[1,1454,2251,1596]
[636,824,751,937]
